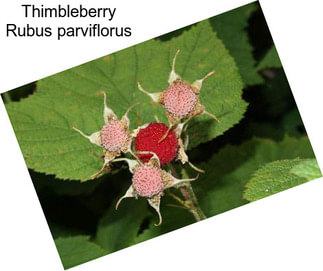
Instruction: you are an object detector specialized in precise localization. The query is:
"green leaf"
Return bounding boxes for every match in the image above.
[282,108,305,137]
[243,159,309,202]
[257,45,282,70]
[49,223,89,239]
[54,236,106,269]
[5,20,245,180]
[260,68,294,118]
[210,3,264,86]
[193,136,315,216]
[95,197,151,253]
[290,158,322,181]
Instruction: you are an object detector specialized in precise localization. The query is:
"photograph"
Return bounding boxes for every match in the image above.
[1,1,321,269]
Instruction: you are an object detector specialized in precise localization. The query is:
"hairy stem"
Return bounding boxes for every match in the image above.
[167,191,189,208]
[180,183,206,221]
[169,164,206,221]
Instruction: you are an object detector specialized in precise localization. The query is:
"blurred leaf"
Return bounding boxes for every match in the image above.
[210,2,263,86]
[291,158,322,181]
[257,45,282,70]
[95,197,151,253]
[54,235,106,269]
[282,108,305,137]
[243,159,310,202]
[50,222,89,239]
[5,20,244,180]
[242,121,284,141]
[260,69,294,118]
[194,136,315,216]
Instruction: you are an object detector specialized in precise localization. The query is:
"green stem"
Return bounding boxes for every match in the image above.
[180,183,206,221]
[167,191,188,208]
[168,164,206,221]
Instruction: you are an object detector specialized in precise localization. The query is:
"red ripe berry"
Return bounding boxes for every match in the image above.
[135,122,178,165]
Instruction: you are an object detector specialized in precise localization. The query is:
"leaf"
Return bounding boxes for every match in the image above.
[95,196,151,253]
[49,222,89,239]
[210,2,264,86]
[290,158,322,181]
[243,159,311,202]
[5,20,245,180]
[260,68,294,118]
[54,235,106,269]
[241,121,285,141]
[193,136,315,216]
[257,45,282,70]
[282,108,305,137]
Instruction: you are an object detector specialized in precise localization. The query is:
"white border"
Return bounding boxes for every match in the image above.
[0,0,250,92]
[1,0,323,270]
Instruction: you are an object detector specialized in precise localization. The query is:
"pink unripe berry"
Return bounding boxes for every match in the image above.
[101,120,127,152]
[163,83,197,117]
[132,166,164,198]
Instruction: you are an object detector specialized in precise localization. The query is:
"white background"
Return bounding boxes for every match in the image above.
[1,0,323,270]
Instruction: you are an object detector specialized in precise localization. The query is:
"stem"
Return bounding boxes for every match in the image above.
[180,183,206,221]
[168,164,206,221]
[167,191,189,208]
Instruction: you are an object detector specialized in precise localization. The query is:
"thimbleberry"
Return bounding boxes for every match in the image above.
[73,92,138,179]
[134,122,178,165]
[137,49,220,141]
[132,165,164,198]
[115,154,198,226]
[163,83,198,117]
[101,120,128,152]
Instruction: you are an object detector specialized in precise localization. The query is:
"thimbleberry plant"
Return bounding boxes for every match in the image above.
[5,9,319,267]
[71,50,220,224]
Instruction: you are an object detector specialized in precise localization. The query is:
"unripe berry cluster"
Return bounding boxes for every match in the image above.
[73,50,218,225]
